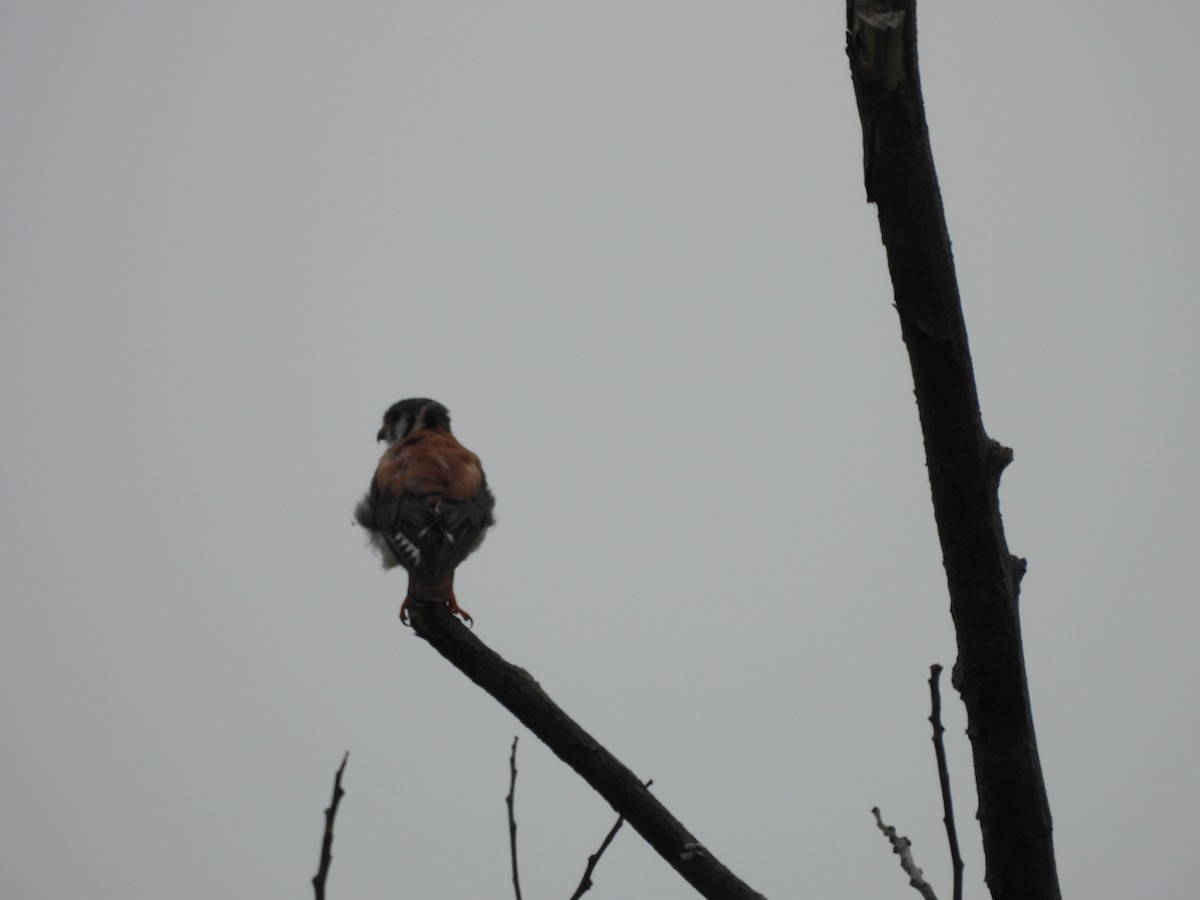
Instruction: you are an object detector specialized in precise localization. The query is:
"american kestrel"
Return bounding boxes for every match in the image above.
[355,398,495,625]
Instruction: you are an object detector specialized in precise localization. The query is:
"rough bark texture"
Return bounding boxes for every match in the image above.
[845,3,1061,899]
[408,603,768,900]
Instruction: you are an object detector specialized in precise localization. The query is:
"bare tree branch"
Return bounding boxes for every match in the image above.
[506,736,523,900]
[845,3,1061,897]
[313,752,349,900]
[928,665,964,900]
[567,778,651,900]
[406,602,767,900]
[873,807,939,900]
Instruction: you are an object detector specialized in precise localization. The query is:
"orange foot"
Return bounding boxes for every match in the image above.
[443,591,473,628]
[399,592,473,628]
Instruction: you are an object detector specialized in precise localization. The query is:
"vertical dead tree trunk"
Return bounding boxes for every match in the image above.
[844,3,1061,899]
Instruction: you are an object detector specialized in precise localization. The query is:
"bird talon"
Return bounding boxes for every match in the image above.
[446,597,473,628]
[398,593,472,627]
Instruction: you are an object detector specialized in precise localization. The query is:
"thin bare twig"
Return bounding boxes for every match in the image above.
[313,752,349,900]
[929,665,964,900]
[568,779,653,900]
[872,807,938,900]
[506,736,523,900]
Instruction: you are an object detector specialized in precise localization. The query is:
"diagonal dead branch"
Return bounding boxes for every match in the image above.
[407,602,767,900]
[872,807,939,900]
[312,752,349,900]
[928,665,964,900]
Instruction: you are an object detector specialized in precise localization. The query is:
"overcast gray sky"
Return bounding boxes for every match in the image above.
[3,2,1198,898]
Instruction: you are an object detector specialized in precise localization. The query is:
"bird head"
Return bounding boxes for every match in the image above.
[376,398,452,445]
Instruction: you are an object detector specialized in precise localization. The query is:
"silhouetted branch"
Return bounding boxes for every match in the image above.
[567,778,652,900]
[846,3,1060,897]
[929,665,963,900]
[506,736,523,900]
[872,807,938,900]
[313,752,349,900]
[407,602,767,900]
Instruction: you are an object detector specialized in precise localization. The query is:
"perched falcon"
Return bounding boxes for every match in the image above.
[355,399,495,625]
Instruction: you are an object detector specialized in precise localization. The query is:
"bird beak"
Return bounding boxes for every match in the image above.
[377,428,387,443]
